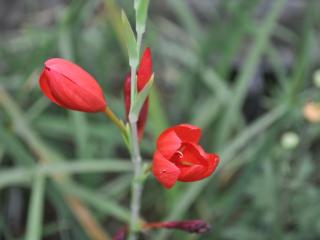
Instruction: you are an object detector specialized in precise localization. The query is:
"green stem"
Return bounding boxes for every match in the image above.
[128,22,144,240]
[136,31,143,58]
[104,107,128,135]
[130,66,138,109]
[128,122,143,240]
[128,1,149,238]
[128,29,144,240]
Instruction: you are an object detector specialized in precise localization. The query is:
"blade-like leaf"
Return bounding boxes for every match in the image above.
[59,181,131,222]
[25,173,46,240]
[121,10,138,65]
[135,0,150,34]
[0,159,132,189]
[129,74,154,122]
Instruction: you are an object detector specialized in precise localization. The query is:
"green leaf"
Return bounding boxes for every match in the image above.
[0,159,133,189]
[41,159,132,175]
[129,74,154,122]
[59,181,131,222]
[0,168,33,189]
[134,0,141,10]
[135,0,150,33]
[25,173,46,240]
[121,10,138,65]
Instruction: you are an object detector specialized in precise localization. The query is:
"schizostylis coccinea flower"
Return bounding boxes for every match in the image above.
[153,124,220,188]
[39,58,106,112]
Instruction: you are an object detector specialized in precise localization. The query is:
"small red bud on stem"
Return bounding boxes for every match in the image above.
[144,219,211,234]
[112,227,127,240]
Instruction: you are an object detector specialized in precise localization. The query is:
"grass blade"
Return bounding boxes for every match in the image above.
[0,159,132,189]
[59,181,131,222]
[215,0,287,148]
[121,10,138,65]
[25,173,46,240]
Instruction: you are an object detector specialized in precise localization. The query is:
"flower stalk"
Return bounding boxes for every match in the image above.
[104,107,127,134]
[127,1,150,238]
[126,31,142,240]
[128,121,143,238]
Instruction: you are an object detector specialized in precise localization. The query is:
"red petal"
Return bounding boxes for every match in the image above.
[44,58,106,110]
[137,99,149,140]
[175,143,207,182]
[39,69,60,105]
[124,75,131,117]
[177,165,205,182]
[137,48,153,91]
[153,151,180,189]
[179,143,207,165]
[157,129,182,159]
[201,153,220,178]
[176,144,219,182]
[173,124,202,143]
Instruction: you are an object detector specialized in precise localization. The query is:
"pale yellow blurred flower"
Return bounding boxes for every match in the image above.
[303,101,320,123]
[281,131,299,149]
[313,69,320,88]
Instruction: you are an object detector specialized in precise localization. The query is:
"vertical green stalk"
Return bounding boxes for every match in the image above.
[127,29,141,240]
[127,1,150,239]
[128,122,143,240]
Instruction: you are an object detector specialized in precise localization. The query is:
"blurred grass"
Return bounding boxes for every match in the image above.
[1,0,320,239]
[25,173,46,240]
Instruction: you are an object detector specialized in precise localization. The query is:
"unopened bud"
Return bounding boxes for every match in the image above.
[112,227,127,240]
[144,219,211,234]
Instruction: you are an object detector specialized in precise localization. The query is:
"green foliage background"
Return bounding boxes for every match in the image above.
[1,0,320,239]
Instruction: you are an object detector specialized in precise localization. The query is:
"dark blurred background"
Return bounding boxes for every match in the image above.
[0,0,320,239]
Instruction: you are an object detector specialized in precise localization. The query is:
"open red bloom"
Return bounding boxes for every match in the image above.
[153,124,220,188]
[39,58,106,112]
[124,48,153,140]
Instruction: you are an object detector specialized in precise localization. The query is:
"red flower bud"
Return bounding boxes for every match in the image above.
[137,48,153,91]
[144,219,211,234]
[124,48,153,140]
[153,124,220,188]
[112,227,127,240]
[39,58,107,112]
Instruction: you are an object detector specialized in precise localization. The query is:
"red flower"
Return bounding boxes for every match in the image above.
[152,124,220,188]
[39,58,106,112]
[124,48,153,140]
[144,219,211,234]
